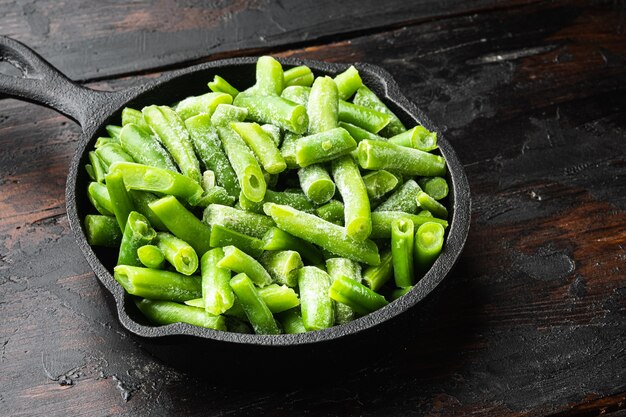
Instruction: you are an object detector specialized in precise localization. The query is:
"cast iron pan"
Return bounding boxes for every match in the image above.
[0,36,471,348]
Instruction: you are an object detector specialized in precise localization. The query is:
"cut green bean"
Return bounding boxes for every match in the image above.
[353,85,406,137]
[105,170,135,231]
[418,177,449,201]
[362,170,399,201]
[114,265,201,301]
[295,127,357,167]
[185,114,240,197]
[338,100,392,134]
[208,75,239,98]
[254,56,284,96]
[259,250,303,287]
[88,151,106,183]
[329,275,389,315]
[388,126,437,151]
[315,200,344,226]
[217,126,267,202]
[85,164,95,181]
[217,245,273,287]
[226,317,253,334]
[175,92,233,120]
[189,185,236,207]
[239,189,315,214]
[95,142,134,169]
[118,211,157,267]
[128,190,168,231]
[284,65,314,87]
[362,249,394,292]
[257,284,300,313]
[229,273,280,335]
[209,224,264,258]
[308,76,339,134]
[375,179,421,214]
[149,196,212,255]
[370,211,448,239]
[121,107,151,132]
[261,124,282,147]
[391,286,413,300]
[105,125,122,139]
[109,161,204,204]
[94,136,119,149]
[416,190,448,219]
[87,182,114,216]
[135,299,226,331]
[203,204,276,240]
[414,222,445,274]
[156,232,198,275]
[280,132,301,168]
[298,266,334,331]
[119,124,178,172]
[277,308,307,334]
[137,244,165,269]
[84,215,122,247]
[356,139,447,176]
[230,122,287,174]
[333,65,362,100]
[210,104,248,127]
[262,227,325,267]
[391,218,415,287]
[331,155,371,241]
[142,105,202,184]
[338,121,386,143]
[298,164,335,204]
[326,257,362,324]
[281,85,310,107]
[201,247,235,316]
[233,93,308,134]
[264,203,380,266]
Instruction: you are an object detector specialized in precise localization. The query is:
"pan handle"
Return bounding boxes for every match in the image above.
[0,36,121,130]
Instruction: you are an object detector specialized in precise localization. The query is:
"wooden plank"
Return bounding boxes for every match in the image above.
[0,0,538,80]
[0,1,625,416]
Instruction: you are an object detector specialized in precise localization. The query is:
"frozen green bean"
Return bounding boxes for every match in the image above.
[156,232,198,275]
[203,204,276,239]
[262,227,325,267]
[149,196,212,255]
[229,273,280,335]
[210,104,248,126]
[259,250,303,287]
[88,151,106,183]
[119,124,178,172]
[264,203,380,266]
[298,164,335,204]
[416,190,448,219]
[257,284,300,313]
[209,224,264,258]
[118,211,156,267]
[326,258,362,324]
[338,100,391,134]
[233,93,308,134]
[295,127,357,167]
[388,126,437,151]
[284,65,314,87]
[308,75,339,134]
[142,105,202,184]
[331,155,371,241]
[84,215,122,247]
[95,142,134,169]
[418,176,449,201]
[298,266,334,331]
[114,265,201,301]
[87,182,114,216]
[281,85,310,107]
[208,75,239,98]
[277,308,307,334]
[414,222,445,274]
[185,114,240,197]
[128,190,168,231]
[106,125,122,139]
[201,247,235,316]
[105,170,135,231]
[254,56,284,96]
[333,65,362,100]
[137,244,165,269]
[175,92,233,120]
[315,200,345,226]
[230,122,287,174]
[135,299,226,331]
[329,275,389,315]
[370,211,448,239]
[391,218,415,288]
[362,249,394,291]
[356,139,447,176]
[375,179,421,214]
[121,107,151,133]
[361,170,399,201]
[218,245,273,287]
[239,189,315,214]
[353,85,406,137]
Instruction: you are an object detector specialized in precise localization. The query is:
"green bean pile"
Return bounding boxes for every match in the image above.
[83,56,450,334]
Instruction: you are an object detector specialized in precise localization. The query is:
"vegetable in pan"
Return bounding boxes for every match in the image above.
[83,56,451,335]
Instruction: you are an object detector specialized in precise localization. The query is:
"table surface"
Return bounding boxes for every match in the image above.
[1,1,625,416]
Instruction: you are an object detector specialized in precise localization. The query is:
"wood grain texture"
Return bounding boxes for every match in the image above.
[0,0,539,80]
[1,0,625,416]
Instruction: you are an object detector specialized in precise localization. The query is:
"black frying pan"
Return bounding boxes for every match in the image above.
[0,36,471,349]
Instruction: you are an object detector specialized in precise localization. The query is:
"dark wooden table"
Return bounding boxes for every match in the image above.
[1,1,625,416]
